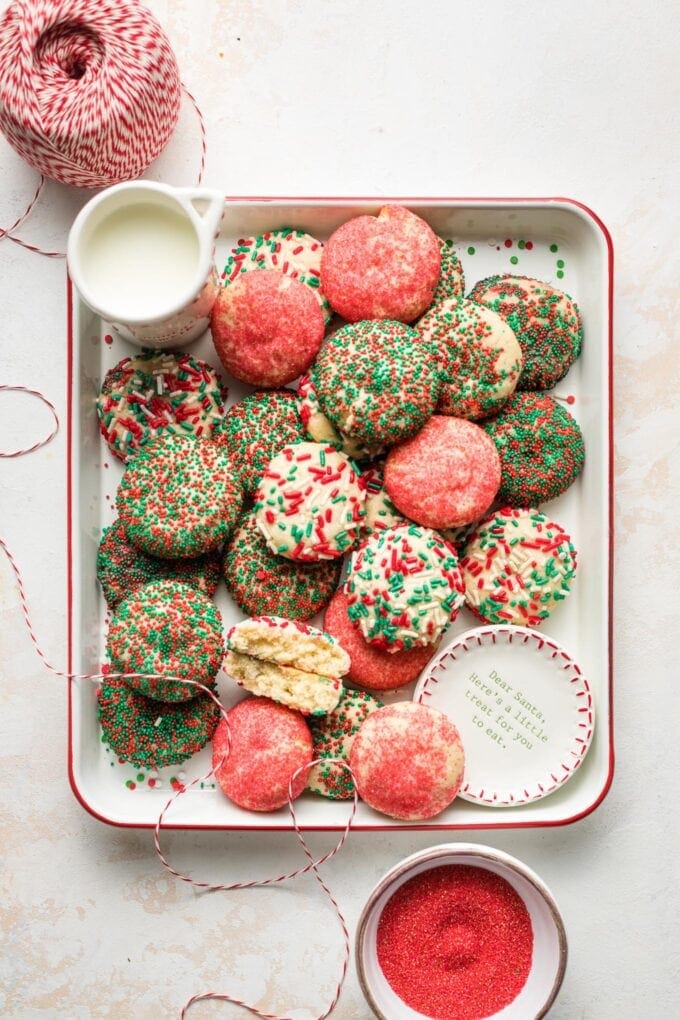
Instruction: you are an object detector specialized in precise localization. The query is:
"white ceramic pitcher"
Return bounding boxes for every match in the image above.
[67,181,223,348]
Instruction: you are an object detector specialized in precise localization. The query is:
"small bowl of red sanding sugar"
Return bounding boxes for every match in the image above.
[356,843,567,1020]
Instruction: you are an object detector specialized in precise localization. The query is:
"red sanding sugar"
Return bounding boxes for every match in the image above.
[376,865,533,1019]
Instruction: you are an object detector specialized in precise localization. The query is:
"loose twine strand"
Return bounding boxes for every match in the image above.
[0,385,59,456]
[0,386,356,1018]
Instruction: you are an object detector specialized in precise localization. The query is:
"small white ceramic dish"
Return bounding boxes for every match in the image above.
[414,625,594,806]
[356,843,567,1020]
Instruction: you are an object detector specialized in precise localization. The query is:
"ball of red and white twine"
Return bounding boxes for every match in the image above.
[0,385,356,1019]
[0,0,181,188]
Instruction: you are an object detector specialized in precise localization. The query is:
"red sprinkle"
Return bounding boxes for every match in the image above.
[376,865,533,1019]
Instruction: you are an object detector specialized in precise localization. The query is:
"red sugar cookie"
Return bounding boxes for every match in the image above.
[384,416,501,529]
[212,698,313,812]
[210,269,325,387]
[320,205,441,322]
[349,702,465,820]
[324,591,435,692]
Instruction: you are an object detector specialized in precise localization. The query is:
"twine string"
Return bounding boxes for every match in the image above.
[181,83,207,188]
[0,384,60,457]
[159,758,358,1020]
[0,173,45,240]
[0,387,356,1018]
[155,757,357,893]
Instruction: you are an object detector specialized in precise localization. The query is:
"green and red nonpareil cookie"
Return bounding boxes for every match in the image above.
[468,274,582,390]
[98,679,220,768]
[298,373,383,462]
[116,433,242,558]
[310,319,442,447]
[416,297,523,419]
[429,238,466,305]
[483,392,585,506]
[223,508,342,620]
[97,519,221,610]
[307,688,382,800]
[214,389,306,494]
[106,580,225,702]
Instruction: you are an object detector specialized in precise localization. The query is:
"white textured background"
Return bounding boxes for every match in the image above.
[1,1,679,1017]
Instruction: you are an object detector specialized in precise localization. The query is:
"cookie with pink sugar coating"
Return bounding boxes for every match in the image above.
[212,697,312,812]
[210,269,324,387]
[320,205,441,322]
[349,702,465,820]
[222,227,332,324]
[384,416,501,529]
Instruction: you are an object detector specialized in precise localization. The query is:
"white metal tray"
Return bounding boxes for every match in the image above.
[67,197,613,830]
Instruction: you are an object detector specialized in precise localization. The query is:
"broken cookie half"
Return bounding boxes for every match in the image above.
[224,616,349,715]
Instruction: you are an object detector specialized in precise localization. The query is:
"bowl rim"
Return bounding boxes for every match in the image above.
[355,842,568,1020]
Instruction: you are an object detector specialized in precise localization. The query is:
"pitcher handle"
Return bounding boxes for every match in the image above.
[175,188,224,243]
